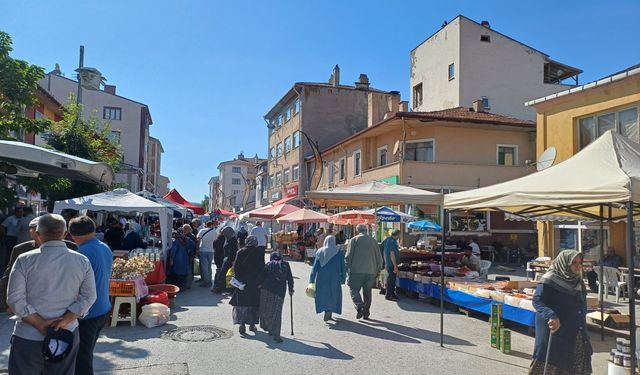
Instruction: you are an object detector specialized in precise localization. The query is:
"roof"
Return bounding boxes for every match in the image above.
[148,136,164,152]
[35,85,64,116]
[217,157,266,170]
[163,189,204,215]
[264,81,398,119]
[526,64,640,107]
[315,107,534,156]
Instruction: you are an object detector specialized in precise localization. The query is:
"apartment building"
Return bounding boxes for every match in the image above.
[146,136,164,193]
[214,153,265,212]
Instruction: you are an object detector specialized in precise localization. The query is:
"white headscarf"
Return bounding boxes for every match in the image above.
[316,235,339,267]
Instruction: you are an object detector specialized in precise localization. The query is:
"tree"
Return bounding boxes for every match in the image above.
[0,31,49,139]
[201,195,210,212]
[20,96,123,211]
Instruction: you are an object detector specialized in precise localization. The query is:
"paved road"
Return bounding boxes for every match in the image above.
[0,259,614,374]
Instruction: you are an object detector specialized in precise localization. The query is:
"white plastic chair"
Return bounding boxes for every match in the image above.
[594,266,627,303]
[479,260,492,279]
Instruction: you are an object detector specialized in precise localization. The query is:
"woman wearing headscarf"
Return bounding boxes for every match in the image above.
[529,250,592,375]
[121,221,147,251]
[308,235,346,322]
[167,224,196,290]
[212,227,239,294]
[230,236,264,334]
[257,252,294,343]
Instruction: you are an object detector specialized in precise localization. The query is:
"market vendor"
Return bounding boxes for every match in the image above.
[460,246,481,271]
[586,246,621,292]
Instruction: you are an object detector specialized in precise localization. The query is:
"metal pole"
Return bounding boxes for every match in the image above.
[626,200,637,374]
[440,208,447,347]
[77,46,84,104]
[599,205,604,341]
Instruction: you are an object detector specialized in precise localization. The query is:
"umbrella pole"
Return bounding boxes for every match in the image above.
[626,200,637,375]
[440,208,447,348]
[598,207,604,341]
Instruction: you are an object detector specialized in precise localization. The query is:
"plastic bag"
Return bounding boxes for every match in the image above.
[305,283,316,298]
[142,290,169,307]
[139,303,170,328]
[193,258,200,276]
[225,267,234,288]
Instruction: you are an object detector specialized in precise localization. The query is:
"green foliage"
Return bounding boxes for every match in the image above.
[0,31,49,139]
[201,195,210,212]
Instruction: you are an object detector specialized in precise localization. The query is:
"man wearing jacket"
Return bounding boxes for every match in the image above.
[345,224,383,320]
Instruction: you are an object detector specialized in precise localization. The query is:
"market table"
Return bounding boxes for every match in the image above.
[400,250,464,262]
[397,277,536,327]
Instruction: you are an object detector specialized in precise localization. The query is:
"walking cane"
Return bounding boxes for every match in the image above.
[543,332,553,375]
[290,293,294,336]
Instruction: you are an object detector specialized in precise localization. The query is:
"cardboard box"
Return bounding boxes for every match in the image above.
[587,310,630,329]
[500,328,511,353]
[504,281,538,290]
[586,297,598,310]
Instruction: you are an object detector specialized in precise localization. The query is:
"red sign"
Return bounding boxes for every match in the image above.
[285,184,298,197]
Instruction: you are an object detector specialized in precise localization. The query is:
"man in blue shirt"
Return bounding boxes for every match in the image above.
[383,230,401,301]
[69,216,113,375]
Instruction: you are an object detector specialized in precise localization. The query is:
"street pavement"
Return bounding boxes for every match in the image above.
[0,260,614,374]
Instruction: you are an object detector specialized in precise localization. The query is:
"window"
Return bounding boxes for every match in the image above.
[277,114,283,128]
[108,130,121,145]
[284,136,291,153]
[448,63,455,81]
[269,174,274,188]
[292,164,299,181]
[405,139,435,162]
[292,131,301,149]
[275,172,282,186]
[482,96,490,110]
[579,107,639,148]
[353,150,361,176]
[269,147,275,160]
[377,145,388,166]
[480,34,491,42]
[293,99,300,114]
[339,158,346,180]
[328,161,335,185]
[232,166,241,173]
[232,190,241,195]
[276,142,283,158]
[497,145,518,166]
[232,178,241,185]
[413,83,423,108]
[283,169,290,184]
[103,107,122,120]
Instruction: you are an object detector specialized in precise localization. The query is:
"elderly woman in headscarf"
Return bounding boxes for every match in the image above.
[230,236,264,334]
[121,221,147,251]
[529,250,592,375]
[167,224,196,290]
[212,227,239,294]
[308,235,346,322]
[257,252,294,343]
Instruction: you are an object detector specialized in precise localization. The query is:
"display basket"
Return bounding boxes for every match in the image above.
[109,279,136,296]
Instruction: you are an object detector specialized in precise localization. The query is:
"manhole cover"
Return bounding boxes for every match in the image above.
[161,325,232,342]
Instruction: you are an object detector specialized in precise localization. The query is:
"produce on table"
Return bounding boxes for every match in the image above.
[111,256,156,280]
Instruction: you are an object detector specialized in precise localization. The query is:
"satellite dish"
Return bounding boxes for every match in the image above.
[537,146,557,171]
[393,140,403,155]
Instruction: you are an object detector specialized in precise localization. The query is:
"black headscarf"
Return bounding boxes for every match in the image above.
[266,252,287,280]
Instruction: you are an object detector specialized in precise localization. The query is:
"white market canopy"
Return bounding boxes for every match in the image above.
[53,188,173,249]
[444,131,640,221]
[306,181,442,207]
[0,140,114,186]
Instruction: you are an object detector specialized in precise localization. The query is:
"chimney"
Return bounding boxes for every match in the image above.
[104,85,116,95]
[472,99,485,113]
[329,64,340,87]
[355,74,370,90]
[481,20,491,29]
[387,91,400,113]
[399,101,409,112]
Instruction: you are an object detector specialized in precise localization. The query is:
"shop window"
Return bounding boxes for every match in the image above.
[405,139,434,162]
[497,145,517,166]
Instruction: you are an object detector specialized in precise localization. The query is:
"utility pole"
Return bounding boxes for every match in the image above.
[76,46,84,104]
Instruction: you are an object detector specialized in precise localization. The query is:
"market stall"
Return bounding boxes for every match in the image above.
[163,188,205,215]
[328,210,376,225]
[445,131,640,368]
[306,180,442,207]
[277,208,330,260]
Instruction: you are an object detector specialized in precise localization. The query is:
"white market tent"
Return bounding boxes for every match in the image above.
[444,131,640,363]
[306,181,442,207]
[54,188,173,250]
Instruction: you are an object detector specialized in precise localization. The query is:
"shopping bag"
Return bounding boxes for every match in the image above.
[139,303,170,328]
[230,276,246,290]
[193,258,200,276]
[225,267,234,289]
[305,283,316,298]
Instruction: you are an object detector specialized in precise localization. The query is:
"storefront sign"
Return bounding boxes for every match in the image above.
[285,184,298,197]
[271,191,282,200]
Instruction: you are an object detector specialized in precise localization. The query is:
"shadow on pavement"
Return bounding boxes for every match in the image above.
[101,323,178,342]
[361,318,474,346]
[328,318,420,344]
[93,333,153,372]
[241,331,354,360]
[446,347,530,370]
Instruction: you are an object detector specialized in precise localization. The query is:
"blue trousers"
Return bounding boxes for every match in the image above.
[199,252,214,284]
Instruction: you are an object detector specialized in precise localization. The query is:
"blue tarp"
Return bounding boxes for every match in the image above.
[397,278,535,327]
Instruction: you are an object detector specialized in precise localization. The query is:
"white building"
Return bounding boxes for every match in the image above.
[208,176,219,212]
[39,68,153,191]
[146,136,163,193]
[410,16,582,120]
[213,153,265,212]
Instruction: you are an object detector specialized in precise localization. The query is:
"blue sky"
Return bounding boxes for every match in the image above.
[2,0,639,203]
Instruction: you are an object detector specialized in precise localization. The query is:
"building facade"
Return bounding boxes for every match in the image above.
[410,16,581,121]
[264,66,403,204]
[145,136,164,193]
[308,104,538,247]
[208,176,219,212]
[214,154,265,212]
[157,175,170,197]
[39,69,153,191]
[254,159,268,208]
[527,65,640,261]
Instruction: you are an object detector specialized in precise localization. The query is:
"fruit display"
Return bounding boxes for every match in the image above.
[112,256,156,280]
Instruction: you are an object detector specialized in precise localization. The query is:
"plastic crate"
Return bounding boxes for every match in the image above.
[109,280,136,296]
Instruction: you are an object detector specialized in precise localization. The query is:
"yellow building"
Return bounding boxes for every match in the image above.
[527,64,640,260]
